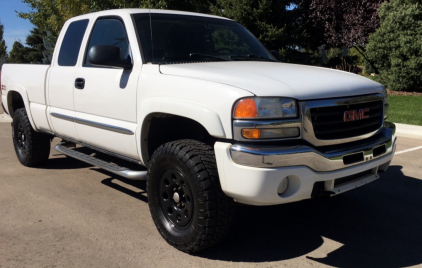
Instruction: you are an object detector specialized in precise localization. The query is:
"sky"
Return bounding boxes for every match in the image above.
[0,0,34,52]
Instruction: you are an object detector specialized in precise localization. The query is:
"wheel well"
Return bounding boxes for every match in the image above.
[142,113,216,165]
[7,91,25,118]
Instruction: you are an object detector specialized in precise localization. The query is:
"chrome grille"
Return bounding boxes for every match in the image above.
[310,100,383,140]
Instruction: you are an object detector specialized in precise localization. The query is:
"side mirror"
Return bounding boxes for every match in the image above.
[270,50,282,62]
[88,45,132,69]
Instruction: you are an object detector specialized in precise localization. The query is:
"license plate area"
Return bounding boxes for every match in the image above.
[343,152,364,165]
[373,144,387,157]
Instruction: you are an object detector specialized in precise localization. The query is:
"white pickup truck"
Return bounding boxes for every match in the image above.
[1,9,396,253]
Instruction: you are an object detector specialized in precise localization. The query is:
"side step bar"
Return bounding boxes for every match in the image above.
[55,144,148,180]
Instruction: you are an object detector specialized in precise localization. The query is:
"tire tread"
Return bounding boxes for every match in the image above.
[12,108,50,167]
[147,139,234,253]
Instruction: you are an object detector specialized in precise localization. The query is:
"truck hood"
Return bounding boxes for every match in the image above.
[159,62,384,100]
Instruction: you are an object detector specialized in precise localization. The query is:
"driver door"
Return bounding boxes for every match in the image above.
[73,16,140,159]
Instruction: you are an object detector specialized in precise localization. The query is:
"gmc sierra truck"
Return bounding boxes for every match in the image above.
[1,9,396,253]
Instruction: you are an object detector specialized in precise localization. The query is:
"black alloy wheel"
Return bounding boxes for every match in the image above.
[12,108,51,167]
[147,139,234,253]
[159,169,194,228]
[16,122,28,155]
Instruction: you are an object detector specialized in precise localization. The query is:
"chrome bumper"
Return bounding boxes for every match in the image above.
[231,122,396,172]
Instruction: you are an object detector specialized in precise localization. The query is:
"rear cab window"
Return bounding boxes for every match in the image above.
[58,19,89,66]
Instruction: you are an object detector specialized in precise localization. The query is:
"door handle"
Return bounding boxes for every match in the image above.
[75,78,85,89]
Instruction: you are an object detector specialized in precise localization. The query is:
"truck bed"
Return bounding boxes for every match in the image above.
[1,64,51,131]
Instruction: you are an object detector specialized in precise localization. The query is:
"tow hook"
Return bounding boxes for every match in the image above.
[311,182,335,198]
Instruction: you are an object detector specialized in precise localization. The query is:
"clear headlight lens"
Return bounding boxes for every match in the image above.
[234,97,298,119]
[382,87,388,103]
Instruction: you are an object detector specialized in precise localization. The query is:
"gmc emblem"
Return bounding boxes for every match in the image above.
[344,108,370,122]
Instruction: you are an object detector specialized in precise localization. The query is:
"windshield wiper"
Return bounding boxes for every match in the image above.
[230,54,277,62]
[162,53,229,62]
[190,53,229,61]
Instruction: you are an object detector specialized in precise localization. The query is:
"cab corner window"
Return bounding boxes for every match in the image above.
[58,19,89,66]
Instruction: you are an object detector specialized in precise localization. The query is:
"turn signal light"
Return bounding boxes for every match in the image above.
[242,129,260,139]
[234,99,258,118]
[242,127,300,140]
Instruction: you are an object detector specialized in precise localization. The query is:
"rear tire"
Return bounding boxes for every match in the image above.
[147,139,234,253]
[12,108,51,167]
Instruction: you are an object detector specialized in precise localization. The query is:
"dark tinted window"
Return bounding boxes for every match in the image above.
[133,14,275,64]
[58,19,89,66]
[84,18,130,67]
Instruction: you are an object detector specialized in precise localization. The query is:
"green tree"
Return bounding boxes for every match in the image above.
[210,0,324,64]
[18,0,214,37]
[5,28,48,64]
[8,40,30,63]
[0,20,8,69]
[42,31,56,64]
[25,28,45,63]
[210,0,291,50]
[18,0,122,35]
[138,0,215,13]
[308,0,384,73]
[366,0,422,91]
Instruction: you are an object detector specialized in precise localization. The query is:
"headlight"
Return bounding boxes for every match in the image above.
[382,87,388,103]
[233,97,298,119]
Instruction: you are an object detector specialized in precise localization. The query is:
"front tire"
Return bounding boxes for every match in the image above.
[147,140,234,253]
[12,108,51,167]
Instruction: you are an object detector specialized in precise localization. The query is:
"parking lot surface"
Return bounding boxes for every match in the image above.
[1,115,422,267]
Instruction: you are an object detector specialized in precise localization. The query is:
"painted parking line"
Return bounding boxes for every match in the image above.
[395,145,422,155]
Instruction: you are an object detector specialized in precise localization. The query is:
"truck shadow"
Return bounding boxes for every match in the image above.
[196,165,422,267]
[100,176,148,203]
[42,156,92,169]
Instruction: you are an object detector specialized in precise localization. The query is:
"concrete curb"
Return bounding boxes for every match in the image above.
[394,123,422,141]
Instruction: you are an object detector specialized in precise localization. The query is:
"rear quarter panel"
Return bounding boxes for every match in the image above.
[1,64,51,131]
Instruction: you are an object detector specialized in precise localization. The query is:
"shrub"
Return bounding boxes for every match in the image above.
[366,0,422,91]
[280,48,322,66]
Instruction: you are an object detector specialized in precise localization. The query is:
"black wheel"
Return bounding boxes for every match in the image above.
[147,139,234,253]
[12,108,51,167]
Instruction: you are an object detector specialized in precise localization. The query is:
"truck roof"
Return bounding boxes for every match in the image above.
[68,8,232,22]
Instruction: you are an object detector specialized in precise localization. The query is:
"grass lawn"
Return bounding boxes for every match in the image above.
[388,95,422,126]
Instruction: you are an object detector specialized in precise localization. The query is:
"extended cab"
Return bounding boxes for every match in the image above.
[0,9,396,253]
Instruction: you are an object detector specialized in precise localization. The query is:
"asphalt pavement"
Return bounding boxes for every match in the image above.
[1,113,422,267]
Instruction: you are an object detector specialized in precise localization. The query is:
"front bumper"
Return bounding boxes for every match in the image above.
[214,122,396,206]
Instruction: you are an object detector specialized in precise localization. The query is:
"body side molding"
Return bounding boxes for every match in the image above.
[50,112,134,135]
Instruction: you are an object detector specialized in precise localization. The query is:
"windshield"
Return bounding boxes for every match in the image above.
[132,13,276,64]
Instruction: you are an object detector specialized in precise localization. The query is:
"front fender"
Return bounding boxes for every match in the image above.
[139,97,226,137]
[136,97,226,164]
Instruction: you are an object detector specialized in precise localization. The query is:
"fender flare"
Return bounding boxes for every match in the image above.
[7,86,38,131]
[137,97,226,164]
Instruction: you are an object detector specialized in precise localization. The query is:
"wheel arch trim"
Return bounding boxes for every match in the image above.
[7,87,38,131]
[137,97,226,165]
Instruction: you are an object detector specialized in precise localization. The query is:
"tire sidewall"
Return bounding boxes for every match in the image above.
[12,111,30,165]
[148,151,201,245]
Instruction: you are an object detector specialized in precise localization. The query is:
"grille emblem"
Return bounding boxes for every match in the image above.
[344,108,370,122]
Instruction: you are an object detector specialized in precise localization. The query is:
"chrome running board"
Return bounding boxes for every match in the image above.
[55,144,148,180]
